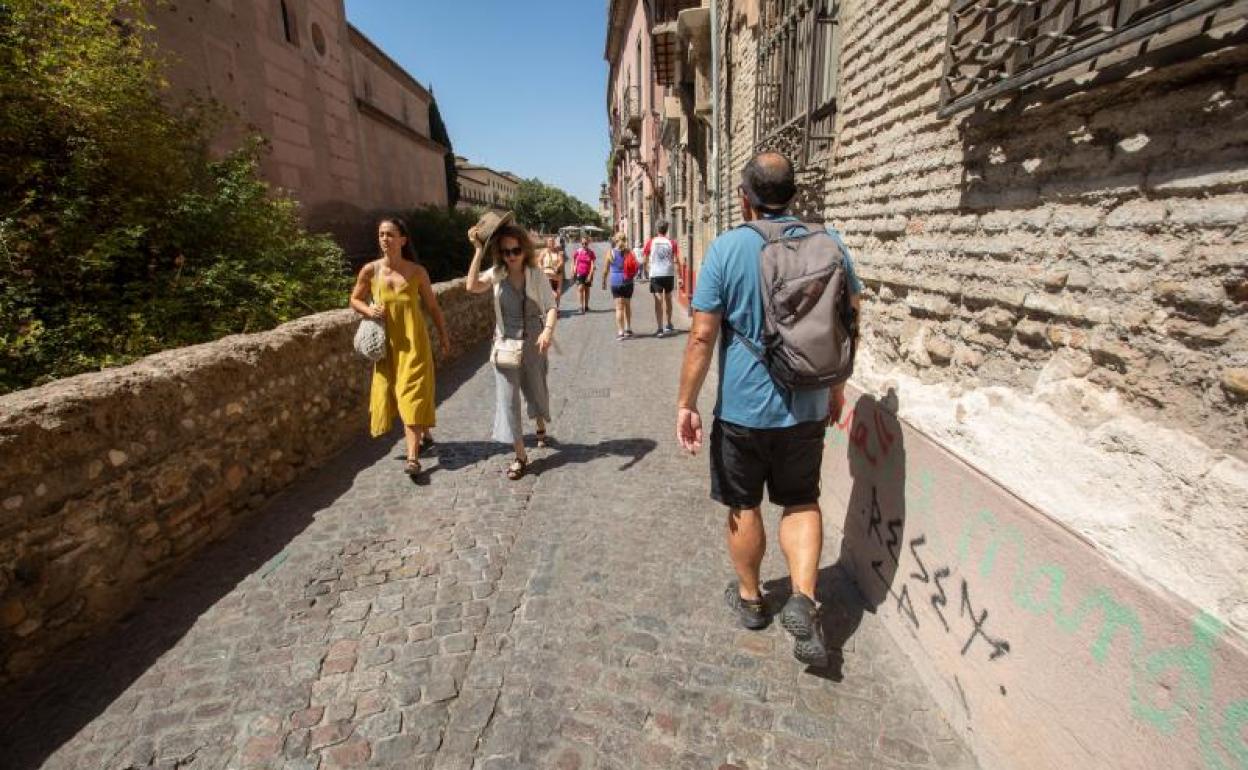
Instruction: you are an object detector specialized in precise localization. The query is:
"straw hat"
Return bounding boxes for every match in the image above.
[473,210,515,251]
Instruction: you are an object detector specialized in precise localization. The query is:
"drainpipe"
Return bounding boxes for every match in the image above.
[710,0,722,233]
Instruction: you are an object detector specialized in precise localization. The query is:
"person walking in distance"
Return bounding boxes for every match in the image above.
[643,221,680,337]
[350,217,452,477]
[540,236,565,310]
[602,233,639,340]
[571,236,597,314]
[464,211,558,481]
[676,152,863,667]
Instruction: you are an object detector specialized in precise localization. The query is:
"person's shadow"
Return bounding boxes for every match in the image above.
[416,437,657,478]
[837,388,907,610]
[762,387,907,680]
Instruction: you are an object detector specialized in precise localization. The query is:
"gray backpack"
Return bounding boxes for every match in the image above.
[727,220,858,391]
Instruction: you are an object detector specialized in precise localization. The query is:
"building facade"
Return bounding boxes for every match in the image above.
[615,2,1248,766]
[149,0,449,258]
[606,0,716,306]
[454,157,521,211]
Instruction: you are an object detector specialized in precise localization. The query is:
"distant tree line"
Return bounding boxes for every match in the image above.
[511,178,605,234]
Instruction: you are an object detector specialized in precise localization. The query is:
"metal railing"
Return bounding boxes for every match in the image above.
[754,0,841,166]
[939,0,1246,116]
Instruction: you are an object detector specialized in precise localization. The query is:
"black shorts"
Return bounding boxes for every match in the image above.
[710,419,825,508]
[610,283,634,299]
[650,275,675,294]
[575,274,591,286]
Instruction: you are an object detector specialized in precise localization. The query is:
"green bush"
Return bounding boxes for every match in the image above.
[0,0,352,393]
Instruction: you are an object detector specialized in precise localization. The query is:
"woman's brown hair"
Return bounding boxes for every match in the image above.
[489,224,538,271]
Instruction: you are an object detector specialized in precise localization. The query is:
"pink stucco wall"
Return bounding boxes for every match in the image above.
[149,0,447,257]
[608,0,671,243]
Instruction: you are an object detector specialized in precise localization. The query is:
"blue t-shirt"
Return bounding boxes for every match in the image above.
[691,215,863,429]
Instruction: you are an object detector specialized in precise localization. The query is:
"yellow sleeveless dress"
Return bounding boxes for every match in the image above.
[369,273,436,437]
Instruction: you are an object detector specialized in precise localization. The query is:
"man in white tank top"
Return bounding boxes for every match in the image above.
[643,221,680,337]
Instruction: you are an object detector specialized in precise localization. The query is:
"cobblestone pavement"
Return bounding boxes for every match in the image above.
[0,284,979,770]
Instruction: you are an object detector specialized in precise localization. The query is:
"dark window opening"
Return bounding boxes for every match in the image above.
[279,0,299,46]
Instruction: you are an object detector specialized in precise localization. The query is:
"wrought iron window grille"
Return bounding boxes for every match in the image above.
[940,0,1248,117]
[754,0,842,167]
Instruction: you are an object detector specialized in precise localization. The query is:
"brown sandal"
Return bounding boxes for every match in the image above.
[405,458,422,477]
[506,457,527,480]
[535,430,550,448]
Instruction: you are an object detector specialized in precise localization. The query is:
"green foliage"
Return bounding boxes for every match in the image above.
[402,205,482,283]
[512,178,604,233]
[428,98,458,208]
[0,0,351,393]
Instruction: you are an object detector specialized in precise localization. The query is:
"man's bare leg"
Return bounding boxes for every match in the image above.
[727,507,766,600]
[778,503,822,600]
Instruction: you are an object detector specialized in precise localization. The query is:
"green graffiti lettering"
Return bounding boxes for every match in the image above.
[906,468,936,535]
[1218,699,1248,769]
[1012,563,1066,615]
[1055,588,1145,664]
[955,509,1026,579]
[1131,612,1223,734]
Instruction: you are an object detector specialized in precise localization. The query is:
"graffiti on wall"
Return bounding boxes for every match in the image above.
[827,396,1248,770]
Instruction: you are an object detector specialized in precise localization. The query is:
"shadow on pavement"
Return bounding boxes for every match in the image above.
[762,564,868,683]
[527,437,657,475]
[0,342,495,770]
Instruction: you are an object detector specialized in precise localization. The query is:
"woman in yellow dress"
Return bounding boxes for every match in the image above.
[350,217,451,477]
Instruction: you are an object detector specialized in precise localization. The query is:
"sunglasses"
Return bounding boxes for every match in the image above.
[500,247,524,258]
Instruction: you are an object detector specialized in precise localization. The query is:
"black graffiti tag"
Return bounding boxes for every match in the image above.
[959,579,1011,661]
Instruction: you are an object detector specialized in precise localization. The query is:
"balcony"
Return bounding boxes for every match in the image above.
[621,85,642,131]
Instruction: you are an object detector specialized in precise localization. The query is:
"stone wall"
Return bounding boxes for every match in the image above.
[0,280,492,683]
[715,0,1247,458]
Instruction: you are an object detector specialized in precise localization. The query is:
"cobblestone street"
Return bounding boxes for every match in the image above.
[1,285,979,770]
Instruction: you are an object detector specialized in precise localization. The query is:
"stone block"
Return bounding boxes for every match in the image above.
[1168,195,1248,228]
[924,335,954,364]
[1015,320,1049,347]
[1152,281,1224,322]
[977,307,1016,336]
[1105,199,1167,229]
[1221,369,1248,402]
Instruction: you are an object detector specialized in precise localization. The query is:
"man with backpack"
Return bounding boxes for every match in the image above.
[676,152,863,668]
[643,221,680,337]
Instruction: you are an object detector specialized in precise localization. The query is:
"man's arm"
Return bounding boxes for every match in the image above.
[676,310,721,453]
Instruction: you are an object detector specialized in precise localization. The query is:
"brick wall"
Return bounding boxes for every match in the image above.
[0,280,493,684]
[716,0,1248,459]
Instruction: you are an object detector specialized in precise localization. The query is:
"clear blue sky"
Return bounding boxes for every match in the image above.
[344,0,609,208]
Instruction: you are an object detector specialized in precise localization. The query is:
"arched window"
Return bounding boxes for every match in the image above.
[279,0,299,46]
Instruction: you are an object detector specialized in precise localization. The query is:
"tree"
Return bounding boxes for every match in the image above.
[428,97,458,208]
[511,178,604,233]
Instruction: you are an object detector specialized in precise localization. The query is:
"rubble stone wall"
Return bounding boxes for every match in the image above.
[717,0,1248,458]
[0,279,492,683]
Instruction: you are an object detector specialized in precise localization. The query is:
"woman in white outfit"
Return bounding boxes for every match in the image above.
[464,211,558,480]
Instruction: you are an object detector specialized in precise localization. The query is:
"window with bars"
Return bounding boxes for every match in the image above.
[940,0,1248,116]
[754,0,841,166]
